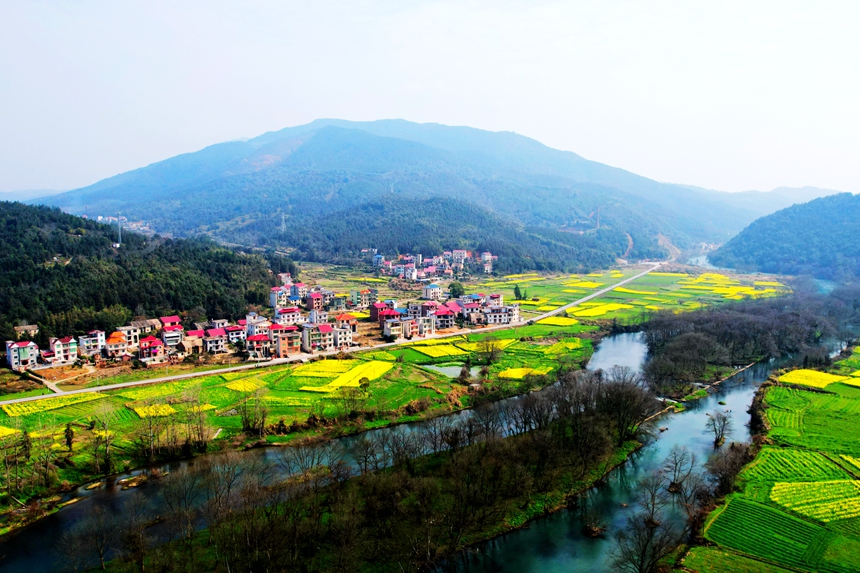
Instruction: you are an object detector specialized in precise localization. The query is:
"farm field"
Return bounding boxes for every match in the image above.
[700,348,860,572]
[0,318,597,510]
[568,270,789,322]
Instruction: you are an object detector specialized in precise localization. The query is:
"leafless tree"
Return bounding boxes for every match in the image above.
[662,445,697,494]
[705,409,733,447]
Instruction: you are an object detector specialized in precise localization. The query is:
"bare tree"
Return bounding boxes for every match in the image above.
[92,402,117,478]
[706,441,751,495]
[662,445,697,494]
[705,409,733,447]
[597,366,660,446]
[611,472,682,573]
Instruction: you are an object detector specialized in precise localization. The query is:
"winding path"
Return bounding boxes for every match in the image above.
[0,263,661,407]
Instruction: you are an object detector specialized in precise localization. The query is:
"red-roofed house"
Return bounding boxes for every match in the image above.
[139,336,164,360]
[160,315,181,329]
[246,334,272,358]
[5,340,38,371]
[334,313,358,333]
[376,308,400,326]
[162,325,184,348]
[270,325,301,357]
[301,323,334,353]
[225,325,247,344]
[204,328,228,353]
[47,336,78,363]
[432,307,456,330]
[305,292,324,311]
[290,282,309,299]
[369,302,388,321]
[186,329,205,338]
[273,307,305,326]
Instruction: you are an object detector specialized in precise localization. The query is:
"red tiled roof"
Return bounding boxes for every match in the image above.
[308,292,322,298]
[160,315,181,324]
[317,324,333,333]
[269,324,287,331]
[464,303,480,309]
[335,313,357,321]
[87,329,104,335]
[271,286,284,291]
[163,325,184,332]
[282,325,299,331]
[433,308,453,315]
[277,307,300,314]
[206,328,227,337]
[186,330,205,338]
[378,309,399,317]
[247,334,270,342]
[57,336,75,344]
[238,319,247,325]
[141,336,163,347]
[225,325,244,332]
[372,302,387,309]
[293,282,307,287]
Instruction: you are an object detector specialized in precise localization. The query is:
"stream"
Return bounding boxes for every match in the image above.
[0,333,781,572]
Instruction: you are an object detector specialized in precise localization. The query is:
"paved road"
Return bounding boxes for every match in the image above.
[0,263,660,407]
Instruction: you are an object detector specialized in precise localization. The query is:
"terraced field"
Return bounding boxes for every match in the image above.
[698,350,860,572]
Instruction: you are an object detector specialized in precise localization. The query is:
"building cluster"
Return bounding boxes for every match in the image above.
[372,249,496,279]
[5,270,520,372]
[369,289,519,342]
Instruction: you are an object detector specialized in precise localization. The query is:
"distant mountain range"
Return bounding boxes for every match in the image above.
[710,193,860,280]
[30,119,843,268]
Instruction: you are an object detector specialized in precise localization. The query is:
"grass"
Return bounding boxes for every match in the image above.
[681,546,798,573]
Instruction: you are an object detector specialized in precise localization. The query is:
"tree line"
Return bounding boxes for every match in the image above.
[641,284,860,395]
[0,202,297,340]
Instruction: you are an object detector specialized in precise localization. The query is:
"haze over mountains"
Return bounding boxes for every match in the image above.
[33,119,841,269]
[711,193,860,280]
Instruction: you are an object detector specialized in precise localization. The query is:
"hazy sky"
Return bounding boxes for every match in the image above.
[1,1,858,193]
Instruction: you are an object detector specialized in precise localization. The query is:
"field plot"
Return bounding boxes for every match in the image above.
[742,447,851,483]
[770,480,860,522]
[780,369,849,389]
[705,498,827,570]
[1,392,105,417]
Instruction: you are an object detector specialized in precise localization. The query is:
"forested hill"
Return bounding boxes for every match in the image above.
[36,120,840,264]
[226,197,657,273]
[709,193,860,280]
[0,202,296,341]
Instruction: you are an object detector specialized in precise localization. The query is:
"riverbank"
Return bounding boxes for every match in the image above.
[0,325,609,540]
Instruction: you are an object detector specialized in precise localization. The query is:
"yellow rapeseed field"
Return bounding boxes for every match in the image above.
[779,369,849,389]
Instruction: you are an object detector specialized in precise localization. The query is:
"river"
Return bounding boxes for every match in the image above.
[454,335,778,573]
[0,333,776,572]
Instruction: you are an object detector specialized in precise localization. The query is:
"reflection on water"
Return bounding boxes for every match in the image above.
[455,345,776,573]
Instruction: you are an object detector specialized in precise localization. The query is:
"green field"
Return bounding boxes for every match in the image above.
[698,349,860,572]
[0,318,598,525]
[569,271,789,322]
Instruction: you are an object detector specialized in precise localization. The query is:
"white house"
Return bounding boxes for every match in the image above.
[78,330,106,357]
[422,283,443,301]
[5,340,39,371]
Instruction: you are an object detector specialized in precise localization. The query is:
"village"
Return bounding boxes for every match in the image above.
[4,249,519,375]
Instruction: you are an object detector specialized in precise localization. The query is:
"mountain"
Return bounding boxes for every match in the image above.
[34,119,843,264]
[709,193,860,280]
[0,201,295,341]
[0,189,65,201]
